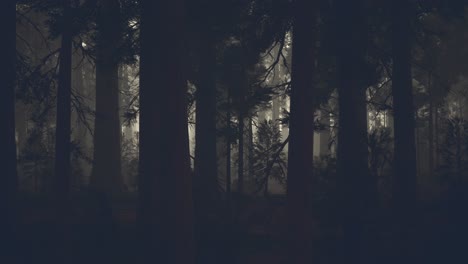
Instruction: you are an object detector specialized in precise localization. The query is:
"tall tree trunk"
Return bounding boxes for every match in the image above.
[428,73,434,177]
[456,126,462,185]
[287,0,316,263]
[391,0,417,262]
[54,0,73,211]
[194,31,219,216]
[248,117,254,179]
[336,0,374,262]
[53,1,73,261]
[91,0,123,195]
[0,1,18,261]
[138,0,194,263]
[434,106,439,168]
[72,49,86,187]
[226,107,232,204]
[193,32,220,264]
[81,58,96,185]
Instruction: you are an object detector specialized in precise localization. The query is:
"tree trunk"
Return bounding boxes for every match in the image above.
[71,49,87,188]
[138,0,194,263]
[193,32,220,264]
[287,0,316,263]
[0,1,18,261]
[54,0,73,210]
[53,1,73,262]
[391,0,418,262]
[91,0,123,195]
[226,88,232,209]
[336,0,374,262]
[434,106,439,168]
[194,31,219,215]
[428,73,434,177]
[248,117,254,179]
[238,113,245,194]
[81,57,96,185]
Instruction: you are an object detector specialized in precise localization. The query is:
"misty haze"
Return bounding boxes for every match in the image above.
[2,0,468,263]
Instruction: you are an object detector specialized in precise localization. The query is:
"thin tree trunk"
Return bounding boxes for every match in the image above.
[287,0,317,263]
[72,49,86,188]
[54,0,73,211]
[456,126,462,185]
[336,0,374,262]
[53,1,73,262]
[138,0,194,263]
[238,113,244,194]
[248,117,254,179]
[428,73,434,176]
[91,0,123,195]
[226,107,232,204]
[391,0,418,262]
[0,1,18,261]
[434,106,439,168]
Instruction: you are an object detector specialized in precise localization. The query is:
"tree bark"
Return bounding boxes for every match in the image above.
[91,0,123,195]
[336,0,374,262]
[138,0,194,263]
[0,0,18,261]
[391,0,418,262]
[286,0,316,263]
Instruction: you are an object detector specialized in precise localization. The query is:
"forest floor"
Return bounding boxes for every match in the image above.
[13,190,468,264]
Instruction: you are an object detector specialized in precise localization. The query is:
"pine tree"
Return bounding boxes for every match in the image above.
[253,120,286,196]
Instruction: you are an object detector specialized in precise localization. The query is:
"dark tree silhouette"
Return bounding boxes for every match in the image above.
[336,0,374,262]
[191,22,222,264]
[193,30,219,219]
[54,0,73,210]
[391,0,417,261]
[91,0,123,195]
[53,1,73,262]
[286,0,316,262]
[0,0,18,261]
[138,0,194,263]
